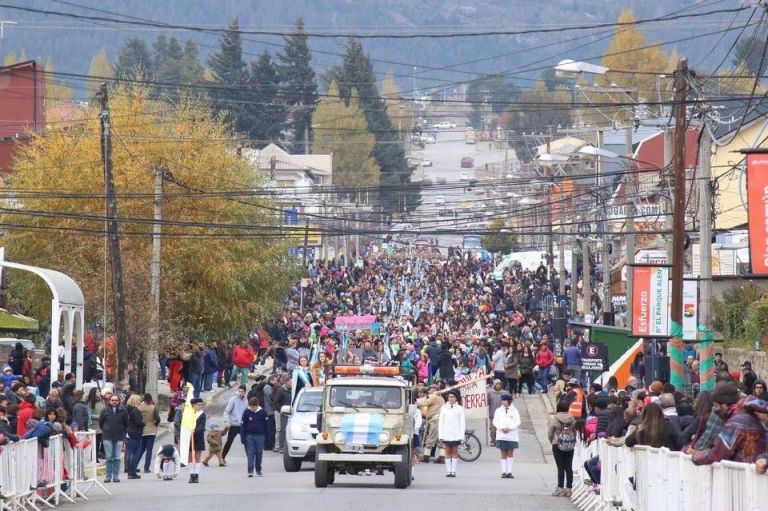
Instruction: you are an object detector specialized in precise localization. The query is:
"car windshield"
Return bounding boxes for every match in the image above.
[329,386,402,409]
[296,391,323,413]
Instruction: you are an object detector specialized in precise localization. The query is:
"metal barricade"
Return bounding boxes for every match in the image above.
[570,440,602,511]
[0,441,17,510]
[68,430,109,500]
[712,460,751,511]
[36,435,74,507]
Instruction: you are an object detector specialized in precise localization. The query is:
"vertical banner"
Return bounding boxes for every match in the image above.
[631,265,670,337]
[681,279,698,341]
[746,153,768,274]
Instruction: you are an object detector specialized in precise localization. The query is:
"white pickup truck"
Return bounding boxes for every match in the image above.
[431,121,456,130]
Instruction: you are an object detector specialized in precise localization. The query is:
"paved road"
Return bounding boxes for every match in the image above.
[75,390,575,511]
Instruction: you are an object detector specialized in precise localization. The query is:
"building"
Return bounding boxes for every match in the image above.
[0,61,46,171]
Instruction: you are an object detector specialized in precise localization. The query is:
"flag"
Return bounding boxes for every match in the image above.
[178,382,196,465]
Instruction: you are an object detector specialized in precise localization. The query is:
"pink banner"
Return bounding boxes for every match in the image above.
[334,315,377,331]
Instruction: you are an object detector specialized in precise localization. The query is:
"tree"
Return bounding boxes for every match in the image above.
[248,50,286,145]
[179,40,204,86]
[312,82,379,196]
[114,38,153,82]
[381,73,412,138]
[207,17,249,135]
[277,18,318,154]
[482,219,518,254]
[3,51,16,66]
[466,74,519,129]
[1,86,299,363]
[86,47,112,100]
[43,58,74,111]
[601,10,669,102]
[326,37,417,216]
[732,35,768,77]
[504,80,571,162]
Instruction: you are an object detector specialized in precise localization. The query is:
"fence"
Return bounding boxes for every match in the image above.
[571,438,768,511]
[0,430,110,511]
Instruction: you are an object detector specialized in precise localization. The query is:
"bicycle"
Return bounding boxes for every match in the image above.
[457,429,482,462]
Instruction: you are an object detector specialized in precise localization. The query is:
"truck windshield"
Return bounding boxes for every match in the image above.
[329,386,402,409]
[297,390,323,413]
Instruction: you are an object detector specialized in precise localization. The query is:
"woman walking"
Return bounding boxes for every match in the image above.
[438,391,465,477]
[124,394,146,479]
[493,393,521,479]
[241,397,268,477]
[138,393,161,474]
[548,400,576,496]
[518,345,536,395]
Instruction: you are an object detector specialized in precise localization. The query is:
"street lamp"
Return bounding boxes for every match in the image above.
[554,59,609,79]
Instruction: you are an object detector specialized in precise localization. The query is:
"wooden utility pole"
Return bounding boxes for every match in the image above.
[146,164,164,402]
[302,219,310,266]
[97,83,129,382]
[669,59,689,390]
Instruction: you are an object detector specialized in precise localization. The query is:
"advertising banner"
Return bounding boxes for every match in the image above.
[682,279,698,341]
[631,265,670,337]
[746,153,768,274]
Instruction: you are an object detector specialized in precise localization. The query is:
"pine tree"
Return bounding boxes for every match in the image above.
[277,18,318,154]
[329,37,416,216]
[248,50,285,145]
[113,37,153,82]
[153,36,184,98]
[179,40,204,86]
[312,82,379,197]
[207,17,249,135]
[86,47,112,100]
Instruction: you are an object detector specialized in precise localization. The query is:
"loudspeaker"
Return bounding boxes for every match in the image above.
[646,356,670,383]
[553,318,567,340]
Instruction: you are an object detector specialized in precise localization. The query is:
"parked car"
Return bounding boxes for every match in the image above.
[421,178,433,186]
[434,195,445,205]
[436,176,447,185]
[459,171,470,181]
[420,134,436,144]
[432,121,456,130]
[420,158,432,167]
[460,157,474,168]
[282,387,324,472]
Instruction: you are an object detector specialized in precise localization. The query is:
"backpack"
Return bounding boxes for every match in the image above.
[556,419,577,452]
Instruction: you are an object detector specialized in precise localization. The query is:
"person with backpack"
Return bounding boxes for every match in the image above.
[548,400,577,497]
[492,393,521,479]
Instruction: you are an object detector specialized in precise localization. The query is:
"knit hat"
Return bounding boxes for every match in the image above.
[712,381,740,405]
[2,366,11,373]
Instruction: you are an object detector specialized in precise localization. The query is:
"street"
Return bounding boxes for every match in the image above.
[75,391,575,511]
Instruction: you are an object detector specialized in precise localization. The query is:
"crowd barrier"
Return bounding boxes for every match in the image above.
[570,438,768,511]
[0,431,110,511]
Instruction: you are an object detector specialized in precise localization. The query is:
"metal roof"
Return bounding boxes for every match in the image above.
[0,261,84,306]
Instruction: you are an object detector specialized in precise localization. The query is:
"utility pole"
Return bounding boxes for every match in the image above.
[597,129,613,324]
[558,178,566,298]
[97,83,129,382]
[583,240,591,321]
[146,164,164,403]
[669,59,689,390]
[664,129,674,263]
[624,124,636,331]
[302,219,310,266]
[698,125,715,391]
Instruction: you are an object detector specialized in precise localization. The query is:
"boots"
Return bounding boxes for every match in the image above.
[188,474,195,483]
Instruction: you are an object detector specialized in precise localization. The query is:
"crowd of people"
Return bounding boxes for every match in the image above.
[2,246,767,493]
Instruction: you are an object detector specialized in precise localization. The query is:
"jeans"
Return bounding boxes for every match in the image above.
[244,434,265,474]
[188,373,202,398]
[552,444,574,488]
[519,373,535,394]
[265,414,276,451]
[125,432,142,475]
[539,366,551,392]
[222,425,241,458]
[203,372,213,392]
[276,411,287,450]
[139,435,156,472]
[103,440,123,480]
[230,366,249,386]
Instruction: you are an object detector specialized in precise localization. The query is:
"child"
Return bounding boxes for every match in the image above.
[154,444,180,480]
[202,421,227,467]
[1,366,21,389]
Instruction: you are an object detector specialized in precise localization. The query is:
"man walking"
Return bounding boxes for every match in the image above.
[274,374,292,453]
[221,385,248,463]
[262,374,278,451]
[417,385,445,463]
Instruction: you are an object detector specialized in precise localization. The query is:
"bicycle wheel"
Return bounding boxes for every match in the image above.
[457,432,482,462]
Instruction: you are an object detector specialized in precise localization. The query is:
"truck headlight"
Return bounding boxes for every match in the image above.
[334,432,345,444]
[378,432,389,444]
[290,422,311,438]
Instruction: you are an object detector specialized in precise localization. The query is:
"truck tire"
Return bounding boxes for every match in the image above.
[393,446,410,489]
[314,446,330,488]
[283,447,302,472]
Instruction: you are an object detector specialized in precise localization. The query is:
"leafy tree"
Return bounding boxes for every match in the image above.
[381,73,412,138]
[3,51,16,66]
[86,47,112,100]
[277,18,318,154]
[482,218,518,253]
[503,80,571,162]
[601,9,669,102]
[312,82,379,197]
[713,282,765,345]
[43,58,74,111]
[327,37,417,216]
[732,35,768,77]
[247,50,285,145]
[207,17,249,135]
[2,85,299,362]
[114,38,153,82]
[466,74,519,129]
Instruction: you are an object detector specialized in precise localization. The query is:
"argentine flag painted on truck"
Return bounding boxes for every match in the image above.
[340,413,385,445]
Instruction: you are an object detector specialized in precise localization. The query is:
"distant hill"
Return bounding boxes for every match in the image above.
[0,0,742,95]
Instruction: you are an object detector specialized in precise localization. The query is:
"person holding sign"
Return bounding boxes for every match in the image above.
[438,391,466,478]
[492,393,521,479]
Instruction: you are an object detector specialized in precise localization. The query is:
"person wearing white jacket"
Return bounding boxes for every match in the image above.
[438,391,466,477]
[492,393,521,478]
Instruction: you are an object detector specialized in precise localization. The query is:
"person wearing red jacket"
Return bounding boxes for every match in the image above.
[536,339,556,393]
[230,340,255,387]
[16,394,37,436]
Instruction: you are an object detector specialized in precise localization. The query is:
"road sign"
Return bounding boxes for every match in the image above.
[580,342,607,372]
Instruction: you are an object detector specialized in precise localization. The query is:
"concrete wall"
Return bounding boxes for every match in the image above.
[722,348,768,379]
